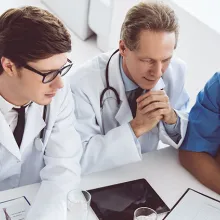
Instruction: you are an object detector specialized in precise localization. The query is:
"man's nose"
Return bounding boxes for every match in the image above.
[152,62,163,77]
[51,74,64,90]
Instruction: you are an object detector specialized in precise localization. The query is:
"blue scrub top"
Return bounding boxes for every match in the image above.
[180,72,220,156]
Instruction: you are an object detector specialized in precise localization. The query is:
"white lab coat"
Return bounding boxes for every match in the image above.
[0,82,82,220]
[70,51,189,174]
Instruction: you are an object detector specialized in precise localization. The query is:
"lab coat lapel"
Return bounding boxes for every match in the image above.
[0,112,21,160]
[20,103,46,154]
[115,98,133,125]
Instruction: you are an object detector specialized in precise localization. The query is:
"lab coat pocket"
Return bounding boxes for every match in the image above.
[0,145,20,181]
[101,97,119,133]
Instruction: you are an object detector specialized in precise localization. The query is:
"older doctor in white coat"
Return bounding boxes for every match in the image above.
[70,2,189,174]
[0,7,82,220]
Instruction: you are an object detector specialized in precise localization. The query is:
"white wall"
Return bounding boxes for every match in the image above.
[171,0,220,35]
[0,0,44,14]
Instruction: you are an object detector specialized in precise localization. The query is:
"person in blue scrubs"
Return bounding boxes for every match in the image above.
[179,72,220,194]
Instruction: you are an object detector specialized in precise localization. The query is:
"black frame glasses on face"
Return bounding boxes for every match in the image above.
[23,58,73,83]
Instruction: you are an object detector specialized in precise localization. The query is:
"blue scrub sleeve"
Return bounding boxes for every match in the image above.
[180,72,220,156]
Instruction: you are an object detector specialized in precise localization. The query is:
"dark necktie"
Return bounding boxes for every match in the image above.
[13,106,26,147]
[128,87,144,118]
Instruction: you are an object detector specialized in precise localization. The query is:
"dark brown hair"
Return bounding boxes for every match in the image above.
[120,1,179,51]
[0,6,71,74]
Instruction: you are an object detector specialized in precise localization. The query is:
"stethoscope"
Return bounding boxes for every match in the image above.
[100,49,121,108]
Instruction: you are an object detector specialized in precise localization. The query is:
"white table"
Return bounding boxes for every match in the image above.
[0,147,219,219]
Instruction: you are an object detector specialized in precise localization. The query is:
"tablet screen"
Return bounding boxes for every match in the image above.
[88,179,170,220]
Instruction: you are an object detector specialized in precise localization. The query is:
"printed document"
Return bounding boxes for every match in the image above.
[0,197,30,220]
[165,189,220,220]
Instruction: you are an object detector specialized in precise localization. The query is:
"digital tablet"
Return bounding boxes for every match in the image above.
[88,178,170,220]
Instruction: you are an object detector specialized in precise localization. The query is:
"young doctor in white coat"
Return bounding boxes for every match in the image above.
[0,7,82,220]
[70,2,189,174]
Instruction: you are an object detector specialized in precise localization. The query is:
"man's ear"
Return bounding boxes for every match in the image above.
[1,57,17,76]
[119,40,128,57]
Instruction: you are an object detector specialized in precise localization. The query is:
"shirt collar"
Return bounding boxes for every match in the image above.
[0,95,14,115]
[151,77,165,91]
[119,55,138,92]
[0,95,32,115]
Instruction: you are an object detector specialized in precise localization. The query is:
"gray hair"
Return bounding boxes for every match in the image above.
[120,1,179,51]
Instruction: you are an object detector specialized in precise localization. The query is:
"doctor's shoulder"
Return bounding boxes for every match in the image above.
[68,53,110,92]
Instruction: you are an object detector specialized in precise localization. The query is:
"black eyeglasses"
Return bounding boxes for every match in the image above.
[23,58,73,83]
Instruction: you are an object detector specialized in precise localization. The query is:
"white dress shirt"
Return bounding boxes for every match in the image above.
[0,95,29,132]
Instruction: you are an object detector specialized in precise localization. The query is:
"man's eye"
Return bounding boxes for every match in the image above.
[141,59,153,64]
[163,59,171,63]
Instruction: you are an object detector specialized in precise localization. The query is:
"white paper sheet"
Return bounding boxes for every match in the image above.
[165,189,220,220]
[0,197,30,220]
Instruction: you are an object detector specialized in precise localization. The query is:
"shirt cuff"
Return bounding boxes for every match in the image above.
[163,115,181,143]
[128,122,139,145]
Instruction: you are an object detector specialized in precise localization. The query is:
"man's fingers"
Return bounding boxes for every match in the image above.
[137,90,166,102]
[138,94,169,110]
[139,102,169,114]
[147,108,170,119]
